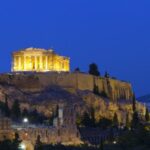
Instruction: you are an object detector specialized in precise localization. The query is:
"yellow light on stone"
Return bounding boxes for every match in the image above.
[12,48,70,72]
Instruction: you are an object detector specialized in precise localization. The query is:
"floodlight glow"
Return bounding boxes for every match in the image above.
[23,118,28,123]
[19,143,26,150]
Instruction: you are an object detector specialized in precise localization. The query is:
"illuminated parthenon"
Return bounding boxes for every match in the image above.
[12,48,70,72]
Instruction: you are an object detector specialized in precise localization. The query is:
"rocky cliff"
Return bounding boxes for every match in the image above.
[0,72,133,101]
[0,72,145,123]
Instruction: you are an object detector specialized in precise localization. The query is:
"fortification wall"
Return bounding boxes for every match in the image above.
[0,72,133,101]
[18,126,80,145]
[36,72,133,100]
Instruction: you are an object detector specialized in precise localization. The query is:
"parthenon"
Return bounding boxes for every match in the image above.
[12,48,70,72]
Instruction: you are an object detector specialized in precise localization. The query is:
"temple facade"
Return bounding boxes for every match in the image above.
[12,48,70,72]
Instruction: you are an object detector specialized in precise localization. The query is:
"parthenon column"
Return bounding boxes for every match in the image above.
[13,56,17,71]
[18,56,21,70]
[35,56,37,70]
[40,56,43,70]
[15,56,17,67]
[24,56,26,71]
[45,56,48,70]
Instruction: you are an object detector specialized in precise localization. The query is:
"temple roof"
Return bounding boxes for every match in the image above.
[12,47,70,59]
[23,47,54,52]
[13,47,55,54]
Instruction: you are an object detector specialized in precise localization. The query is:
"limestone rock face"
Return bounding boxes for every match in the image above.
[79,91,145,123]
[0,72,133,101]
[0,72,143,122]
[0,80,145,124]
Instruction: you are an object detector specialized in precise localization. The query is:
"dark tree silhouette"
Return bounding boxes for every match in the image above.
[35,135,43,150]
[99,138,104,150]
[12,132,22,150]
[131,111,140,129]
[93,84,99,95]
[74,67,80,72]
[22,108,29,118]
[0,137,12,150]
[81,112,92,127]
[132,94,136,112]
[55,105,59,118]
[4,94,10,117]
[97,118,113,129]
[89,63,100,76]
[11,99,21,121]
[125,113,130,129]
[145,107,150,122]
[104,71,109,78]
[113,113,119,128]
[90,107,96,127]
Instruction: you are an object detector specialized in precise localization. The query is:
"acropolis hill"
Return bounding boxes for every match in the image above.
[0,48,145,122]
[0,72,133,101]
[9,47,133,101]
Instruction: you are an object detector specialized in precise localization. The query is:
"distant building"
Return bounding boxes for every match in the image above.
[0,114,14,141]
[11,105,81,146]
[53,106,64,127]
[12,47,70,72]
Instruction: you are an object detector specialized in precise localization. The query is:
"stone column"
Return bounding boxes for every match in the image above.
[40,56,43,70]
[15,56,17,68]
[45,56,48,70]
[67,61,70,71]
[12,56,17,71]
[23,56,26,71]
[47,56,49,70]
[18,56,21,70]
[35,56,37,71]
[65,61,67,71]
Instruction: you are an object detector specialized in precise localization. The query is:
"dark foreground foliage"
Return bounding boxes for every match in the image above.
[0,133,21,150]
[35,144,98,150]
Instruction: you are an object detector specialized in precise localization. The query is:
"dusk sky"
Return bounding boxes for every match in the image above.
[0,0,149,97]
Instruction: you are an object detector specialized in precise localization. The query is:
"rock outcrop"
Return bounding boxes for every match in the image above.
[0,72,145,123]
[0,72,133,101]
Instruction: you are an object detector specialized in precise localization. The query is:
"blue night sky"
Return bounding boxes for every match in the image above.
[0,0,149,97]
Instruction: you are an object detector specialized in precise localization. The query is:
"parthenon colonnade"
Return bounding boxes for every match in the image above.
[12,48,70,72]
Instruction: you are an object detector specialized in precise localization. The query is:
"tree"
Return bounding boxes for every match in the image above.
[0,137,12,150]
[29,109,39,124]
[0,134,21,150]
[132,94,136,112]
[81,112,92,127]
[118,124,150,149]
[11,99,21,121]
[76,113,82,127]
[113,113,119,128]
[90,107,96,127]
[125,113,130,129]
[89,63,100,76]
[99,138,104,150]
[12,132,22,150]
[35,135,43,150]
[93,84,99,95]
[55,105,59,118]
[131,111,140,129]
[93,84,108,98]
[100,91,108,98]
[22,108,29,118]
[4,94,10,117]
[104,71,109,78]
[145,107,150,122]
[97,118,113,129]
[74,67,80,72]
[49,112,55,126]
